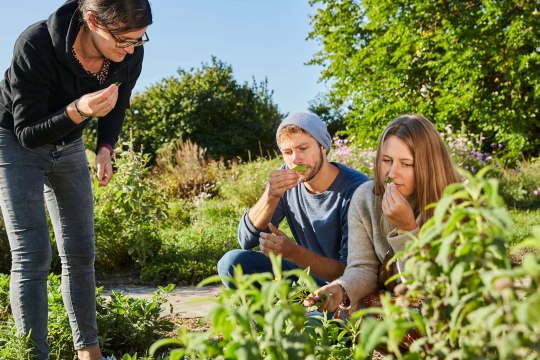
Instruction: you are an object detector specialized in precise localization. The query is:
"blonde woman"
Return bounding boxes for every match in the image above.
[304,114,460,312]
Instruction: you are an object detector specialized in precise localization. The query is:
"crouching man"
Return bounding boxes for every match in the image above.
[218,112,368,287]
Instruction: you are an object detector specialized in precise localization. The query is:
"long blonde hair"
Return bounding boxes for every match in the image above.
[373,114,460,225]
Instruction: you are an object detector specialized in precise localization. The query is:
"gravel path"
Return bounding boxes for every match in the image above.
[101,284,221,318]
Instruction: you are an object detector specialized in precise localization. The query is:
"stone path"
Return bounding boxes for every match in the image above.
[102,284,222,318]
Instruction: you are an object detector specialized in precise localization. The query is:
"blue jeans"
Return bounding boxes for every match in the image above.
[0,128,98,359]
[217,249,328,288]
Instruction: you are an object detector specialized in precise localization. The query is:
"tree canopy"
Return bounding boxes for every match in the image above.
[308,0,540,162]
[122,57,282,160]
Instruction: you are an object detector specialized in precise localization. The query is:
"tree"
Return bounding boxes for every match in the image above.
[121,57,282,160]
[308,0,540,163]
[308,92,346,136]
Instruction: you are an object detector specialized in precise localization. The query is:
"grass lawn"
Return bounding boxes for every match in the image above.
[508,208,539,264]
[509,208,540,245]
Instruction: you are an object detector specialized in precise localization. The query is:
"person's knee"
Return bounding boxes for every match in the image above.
[217,250,243,278]
[10,242,52,273]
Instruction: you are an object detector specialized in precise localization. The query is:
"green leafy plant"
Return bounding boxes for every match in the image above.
[141,198,242,285]
[149,255,352,359]
[308,0,540,164]
[97,284,174,357]
[0,318,33,360]
[492,157,540,210]
[217,157,282,209]
[122,57,282,161]
[0,274,9,322]
[360,167,540,358]
[93,136,168,272]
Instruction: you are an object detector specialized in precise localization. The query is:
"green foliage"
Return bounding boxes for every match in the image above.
[1,274,173,359]
[154,139,226,199]
[149,255,351,359]
[308,92,347,136]
[308,0,540,163]
[93,138,168,272]
[97,284,174,357]
[46,274,77,359]
[507,208,540,248]
[141,198,242,285]
[0,318,33,360]
[360,168,540,358]
[122,57,282,160]
[0,274,9,322]
[492,157,540,209]
[217,157,283,209]
[0,224,8,275]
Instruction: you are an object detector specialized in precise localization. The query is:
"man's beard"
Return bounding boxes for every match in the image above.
[301,148,324,183]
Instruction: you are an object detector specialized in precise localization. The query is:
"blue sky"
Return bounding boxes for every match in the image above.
[1,1,327,115]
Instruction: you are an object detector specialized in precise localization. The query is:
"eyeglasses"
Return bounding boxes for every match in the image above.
[107,30,149,48]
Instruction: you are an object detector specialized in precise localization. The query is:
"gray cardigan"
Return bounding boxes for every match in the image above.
[336,181,419,305]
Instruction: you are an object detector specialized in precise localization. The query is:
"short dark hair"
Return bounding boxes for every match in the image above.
[79,0,153,33]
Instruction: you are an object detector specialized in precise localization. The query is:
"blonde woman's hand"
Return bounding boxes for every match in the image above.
[303,283,343,313]
[382,182,417,232]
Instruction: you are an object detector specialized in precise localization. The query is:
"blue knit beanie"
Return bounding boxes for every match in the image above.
[276,112,332,153]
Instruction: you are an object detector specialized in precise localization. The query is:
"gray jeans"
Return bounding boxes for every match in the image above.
[0,128,98,359]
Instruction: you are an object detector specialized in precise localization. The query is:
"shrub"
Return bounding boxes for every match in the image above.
[148,169,540,359]
[150,255,352,359]
[1,273,173,359]
[0,318,32,360]
[492,157,540,209]
[308,0,540,164]
[121,57,282,161]
[440,123,500,174]
[93,138,168,272]
[357,168,540,358]
[154,139,226,199]
[0,273,9,322]
[97,284,174,357]
[141,199,242,285]
[217,157,282,209]
[329,136,375,177]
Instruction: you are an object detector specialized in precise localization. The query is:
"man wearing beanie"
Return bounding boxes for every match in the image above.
[218,112,368,287]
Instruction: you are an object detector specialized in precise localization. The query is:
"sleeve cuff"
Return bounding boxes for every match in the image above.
[96,143,114,157]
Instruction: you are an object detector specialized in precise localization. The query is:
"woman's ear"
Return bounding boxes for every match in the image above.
[85,11,98,31]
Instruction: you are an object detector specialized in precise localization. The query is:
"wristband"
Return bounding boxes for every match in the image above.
[74,99,92,119]
[97,143,114,157]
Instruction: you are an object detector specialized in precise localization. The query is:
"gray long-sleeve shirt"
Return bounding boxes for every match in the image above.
[238,162,368,263]
[336,181,419,305]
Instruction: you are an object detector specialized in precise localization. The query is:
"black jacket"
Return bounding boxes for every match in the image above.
[0,0,144,150]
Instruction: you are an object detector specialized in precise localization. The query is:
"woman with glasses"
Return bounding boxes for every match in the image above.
[0,0,152,359]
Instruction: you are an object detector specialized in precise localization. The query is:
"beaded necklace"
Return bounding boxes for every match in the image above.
[72,46,110,85]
